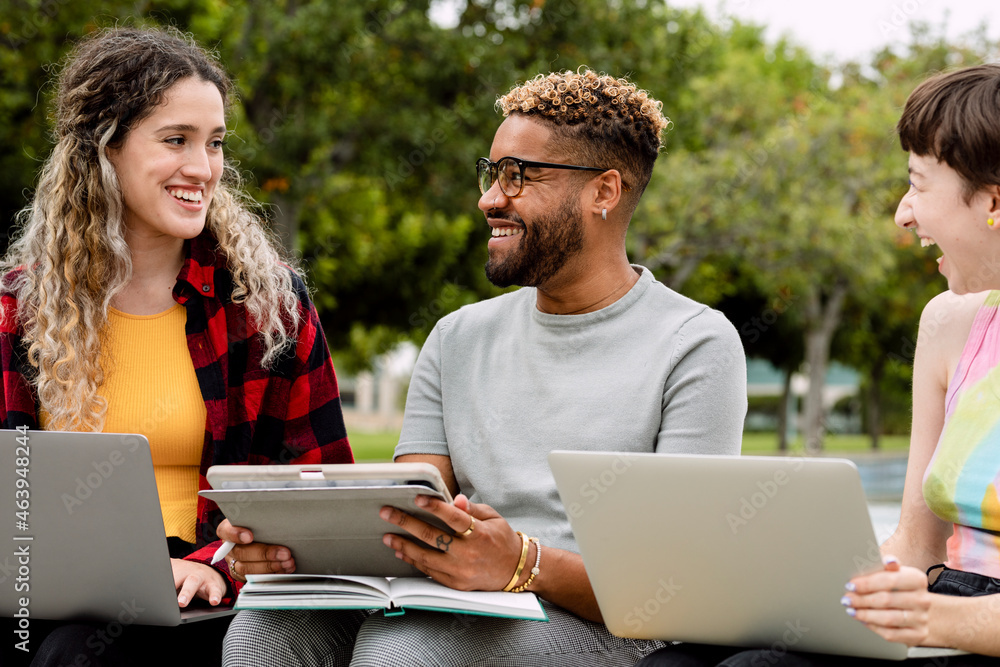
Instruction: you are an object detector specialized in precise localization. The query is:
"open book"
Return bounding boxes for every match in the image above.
[237,574,549,621]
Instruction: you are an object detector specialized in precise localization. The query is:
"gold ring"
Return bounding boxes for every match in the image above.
[460,516,476,537]
[229,557,246,582]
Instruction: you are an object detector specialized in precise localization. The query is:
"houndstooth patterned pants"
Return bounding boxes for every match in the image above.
[222,601,665,666]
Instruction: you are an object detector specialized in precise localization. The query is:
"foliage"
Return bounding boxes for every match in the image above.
[2,1,997,442]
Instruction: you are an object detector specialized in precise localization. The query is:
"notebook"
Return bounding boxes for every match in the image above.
[234,573,547,621]
[0,428,236,626]
[549,451,966,661]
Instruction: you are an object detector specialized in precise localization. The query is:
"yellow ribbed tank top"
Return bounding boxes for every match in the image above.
[42,305,208,542]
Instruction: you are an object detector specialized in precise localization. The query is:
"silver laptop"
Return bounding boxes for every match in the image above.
[1,429,235,625]
[550,451,965,661]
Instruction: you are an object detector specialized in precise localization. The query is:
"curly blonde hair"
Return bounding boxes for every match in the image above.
[497,69,671,207]
[2,27,300,431]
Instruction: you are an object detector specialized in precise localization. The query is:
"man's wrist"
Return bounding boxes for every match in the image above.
[511,538,540,592]
[502,531,531,591]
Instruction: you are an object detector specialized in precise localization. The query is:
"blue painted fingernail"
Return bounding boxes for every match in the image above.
[845,607,856,617]
[840,596,851,606]
[844,582,856,592]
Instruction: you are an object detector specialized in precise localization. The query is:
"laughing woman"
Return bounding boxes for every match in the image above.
[0,27,352,666]
[636,64,1000,667]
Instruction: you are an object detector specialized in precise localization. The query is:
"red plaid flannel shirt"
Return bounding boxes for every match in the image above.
[0,231,354,604]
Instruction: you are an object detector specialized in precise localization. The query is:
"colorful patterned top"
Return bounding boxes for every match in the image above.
[924,290,1000,578]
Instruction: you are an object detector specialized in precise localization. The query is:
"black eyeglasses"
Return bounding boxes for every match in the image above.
[476,156,631,198]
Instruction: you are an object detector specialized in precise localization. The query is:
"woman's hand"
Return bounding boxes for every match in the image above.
[216,519,296,581]
[171,559,227,607]
[842,556,933,646]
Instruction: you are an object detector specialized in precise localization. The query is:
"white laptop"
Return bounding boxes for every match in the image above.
[549,451,966,661]
[0,429,236,626]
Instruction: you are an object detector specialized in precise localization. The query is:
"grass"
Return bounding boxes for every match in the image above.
[742,432,910,454]
[348,430,910,461]
[347,430,401,461]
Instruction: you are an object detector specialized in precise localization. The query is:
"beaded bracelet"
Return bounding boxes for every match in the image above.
[502,531,531,592]
[511,537,541,593]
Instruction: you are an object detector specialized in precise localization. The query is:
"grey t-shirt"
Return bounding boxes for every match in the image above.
[395,265,747,553]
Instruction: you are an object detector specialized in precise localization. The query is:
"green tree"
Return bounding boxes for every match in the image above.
[828,33,995,448]
[2,0,730,367]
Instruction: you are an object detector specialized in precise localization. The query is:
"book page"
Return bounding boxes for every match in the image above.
[387,578,546,619]
[244,574,393,598]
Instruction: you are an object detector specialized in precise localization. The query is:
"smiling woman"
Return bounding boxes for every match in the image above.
[0,26,353,667]
[107,78,227,270]
[638,63,1000,667]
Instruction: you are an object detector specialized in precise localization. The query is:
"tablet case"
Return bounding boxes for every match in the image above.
[200,462,454,577]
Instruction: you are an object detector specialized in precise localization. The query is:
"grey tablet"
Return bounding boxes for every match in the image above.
[201,462,455,577]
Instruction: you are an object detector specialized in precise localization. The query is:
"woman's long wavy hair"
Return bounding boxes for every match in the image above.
[2,27,301,431]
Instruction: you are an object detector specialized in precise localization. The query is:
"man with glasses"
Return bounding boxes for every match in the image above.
[224,69,746,666]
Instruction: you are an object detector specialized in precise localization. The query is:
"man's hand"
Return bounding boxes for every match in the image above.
[171,559,226,607]
[379,493,526,591]
[216,518,296,581]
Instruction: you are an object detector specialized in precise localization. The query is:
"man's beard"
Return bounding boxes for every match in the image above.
[484,201,585,288]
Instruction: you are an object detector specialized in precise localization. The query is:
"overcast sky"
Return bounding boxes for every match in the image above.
[430,1,1000,65]
[650,0,999,64]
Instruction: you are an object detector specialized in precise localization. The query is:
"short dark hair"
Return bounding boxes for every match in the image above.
[497,69,670,213]
[897,64,1000,202]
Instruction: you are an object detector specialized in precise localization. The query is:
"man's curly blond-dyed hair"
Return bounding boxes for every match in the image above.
[2,27,301,431]
[497,69,670,209]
